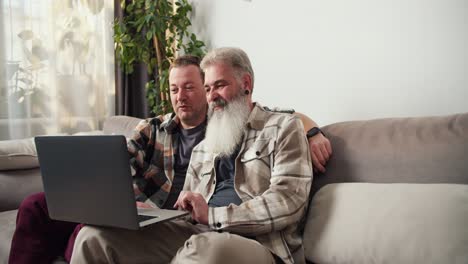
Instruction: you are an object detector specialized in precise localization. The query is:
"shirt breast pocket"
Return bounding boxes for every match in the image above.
[240,139,275,193]
[240,139,275,166]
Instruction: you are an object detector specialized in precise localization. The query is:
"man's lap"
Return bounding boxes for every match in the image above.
[71,220,207,263]
[71,220,276,264]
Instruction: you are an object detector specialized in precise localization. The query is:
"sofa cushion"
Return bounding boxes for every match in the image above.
[303,183,468,264]
[0,210,17,261]
[0,138,38,170]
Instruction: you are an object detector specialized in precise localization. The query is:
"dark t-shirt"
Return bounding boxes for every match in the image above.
[208,145,243,207]
[165,122,206,207]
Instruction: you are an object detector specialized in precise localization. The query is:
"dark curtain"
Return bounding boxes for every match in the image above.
[114,0,150,118]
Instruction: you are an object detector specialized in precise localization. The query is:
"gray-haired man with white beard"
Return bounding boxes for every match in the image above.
[174,47,313,264]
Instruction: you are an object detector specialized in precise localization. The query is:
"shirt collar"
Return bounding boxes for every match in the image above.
[246,102,269,131]
[160,112,179,134]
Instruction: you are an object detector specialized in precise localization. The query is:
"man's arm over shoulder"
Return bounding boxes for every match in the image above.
[294,112,332,173]
[265,106,332,173]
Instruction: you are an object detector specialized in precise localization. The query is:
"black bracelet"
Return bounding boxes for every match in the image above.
[306,127,323,138]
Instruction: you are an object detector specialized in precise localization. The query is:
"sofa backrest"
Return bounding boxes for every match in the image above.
[313,112,468,199]
[103,113,468,200]
[103,115,143,138]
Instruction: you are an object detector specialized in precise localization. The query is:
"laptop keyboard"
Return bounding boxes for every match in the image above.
[138,214,159,222]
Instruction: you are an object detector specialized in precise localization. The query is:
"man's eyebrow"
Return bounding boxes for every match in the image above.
[214,80,228,85]
[171,81,194,87]
[205,79,227,87]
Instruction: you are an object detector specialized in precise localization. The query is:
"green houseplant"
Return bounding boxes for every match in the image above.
[114,0,205,115]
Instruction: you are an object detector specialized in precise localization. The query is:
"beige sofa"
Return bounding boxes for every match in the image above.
[1,113,467,263]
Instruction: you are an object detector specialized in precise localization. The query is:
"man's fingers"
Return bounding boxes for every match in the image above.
[325,139,333,155]
[174,192,209,224]
[308,134,333,174]
[174,191,185,208]
[174,191,191,210]
[313,145,326,166]
[186,194,209,225]
[320,144,330,162]
[181,195,191,210]
[311,152,325,173]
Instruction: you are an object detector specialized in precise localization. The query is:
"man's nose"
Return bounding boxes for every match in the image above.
[207,88,218,103]
[177,89,187,101]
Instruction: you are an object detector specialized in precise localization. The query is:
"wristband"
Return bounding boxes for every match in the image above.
[306,127,322,139]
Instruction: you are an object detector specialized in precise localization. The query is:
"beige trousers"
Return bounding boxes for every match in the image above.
[70,219,276,264]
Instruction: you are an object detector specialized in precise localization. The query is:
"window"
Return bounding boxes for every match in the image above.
[0,0,114,140]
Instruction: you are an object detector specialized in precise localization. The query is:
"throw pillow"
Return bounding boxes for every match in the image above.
[0,137,38,170]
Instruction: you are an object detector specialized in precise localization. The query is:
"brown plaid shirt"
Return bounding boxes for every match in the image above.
[184,103,313,264]
[127,113,181,209]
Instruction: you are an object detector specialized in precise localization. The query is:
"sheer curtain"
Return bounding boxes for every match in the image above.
[0,0,115,140]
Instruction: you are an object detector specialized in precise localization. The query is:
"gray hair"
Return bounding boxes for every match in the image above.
[200,47,255,89]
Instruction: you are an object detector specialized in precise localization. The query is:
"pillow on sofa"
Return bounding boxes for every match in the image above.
[0,131,105,171]
[303,183,468,264]
[0,137,38,170]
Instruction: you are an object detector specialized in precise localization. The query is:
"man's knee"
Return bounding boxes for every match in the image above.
[175,232,275,264]
[71,226,113,263]
[75,226,106,246]
[18,192,47,215]
[73,226,120,257]
[189,232,236,252]
[20,192,45,208]
[74,225,132,251]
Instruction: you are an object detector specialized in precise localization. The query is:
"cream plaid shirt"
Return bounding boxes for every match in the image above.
[184,103,313,264]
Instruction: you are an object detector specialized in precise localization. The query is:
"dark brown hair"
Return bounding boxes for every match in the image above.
[170,55,204,80]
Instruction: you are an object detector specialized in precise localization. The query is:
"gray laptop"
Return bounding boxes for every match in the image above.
[35,135,188,230]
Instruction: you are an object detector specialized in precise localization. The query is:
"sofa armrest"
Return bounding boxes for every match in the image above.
[0,169,43,212]
[0,137,42,212]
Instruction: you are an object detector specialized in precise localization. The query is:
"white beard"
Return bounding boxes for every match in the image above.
[204,94,250,157]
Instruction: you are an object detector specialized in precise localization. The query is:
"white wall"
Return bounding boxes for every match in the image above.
[189,0,468,125]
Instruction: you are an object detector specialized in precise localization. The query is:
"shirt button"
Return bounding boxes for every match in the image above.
[255,151,261,156]
[216,223,222,228]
